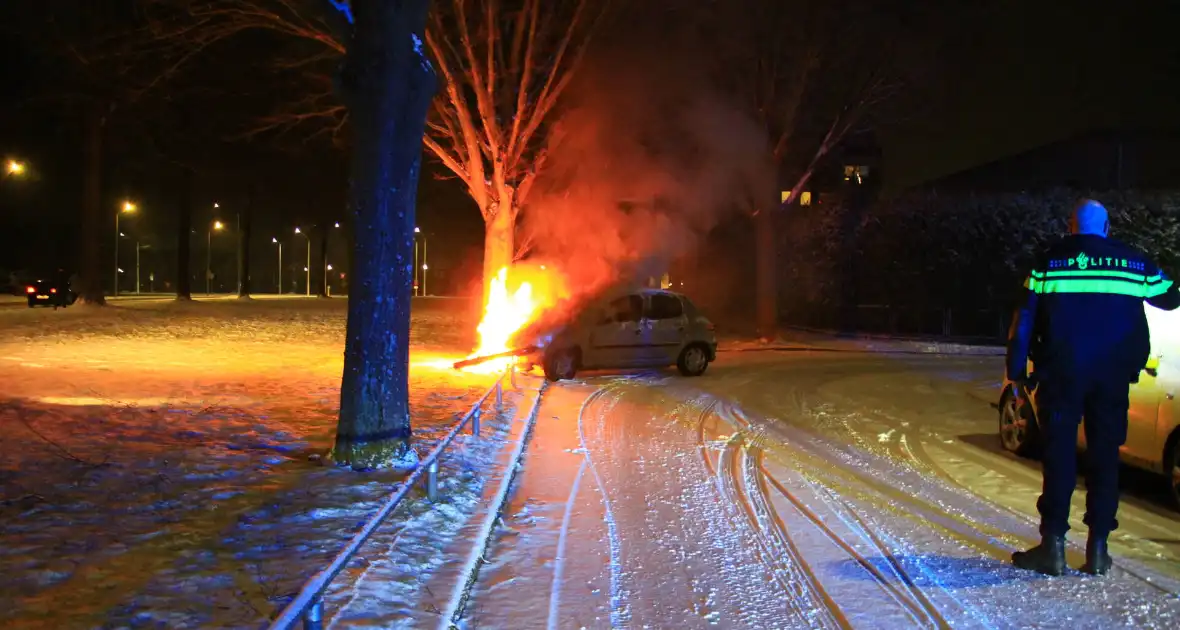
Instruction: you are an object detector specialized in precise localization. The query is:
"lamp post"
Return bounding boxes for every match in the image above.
[207,220,224,295]
[414,226,422,296]
[5,160,25,177]
[295,226,310,296]
[272,237,282,294]
[115,201,136,297]
[421,264,429,297]
[324,221,341,298]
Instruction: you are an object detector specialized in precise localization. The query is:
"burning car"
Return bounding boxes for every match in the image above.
[532,288,717,381]
[998,303,1180,508]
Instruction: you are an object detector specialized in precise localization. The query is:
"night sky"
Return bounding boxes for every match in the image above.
[1,0,1177,281]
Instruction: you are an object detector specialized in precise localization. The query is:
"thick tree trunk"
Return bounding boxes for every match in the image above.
[77,105,106,306]
[333,0,436,469]
[318,229,330,298]
[175,168,193,301]
[754,205,777,340]
[482,205,515,301]
[237,187,253,299]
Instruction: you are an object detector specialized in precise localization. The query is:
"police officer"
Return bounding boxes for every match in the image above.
[1007,199,1180,576]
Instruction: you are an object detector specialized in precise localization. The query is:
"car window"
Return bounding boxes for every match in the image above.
[647,293,684,320]
[601,295,644,323]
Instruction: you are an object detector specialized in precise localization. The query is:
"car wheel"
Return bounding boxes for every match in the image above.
[1165,432,1180,511]
[543,348,578,382]
[999,384,1041,458]
[677,344,710,377]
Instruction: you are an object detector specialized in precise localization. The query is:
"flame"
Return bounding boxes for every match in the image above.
[461,264,567,373]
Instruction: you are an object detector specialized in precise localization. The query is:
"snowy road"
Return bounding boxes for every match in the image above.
[461,350,1180,629]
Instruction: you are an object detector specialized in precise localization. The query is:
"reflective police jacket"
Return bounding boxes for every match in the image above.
[1007,234,1180,383]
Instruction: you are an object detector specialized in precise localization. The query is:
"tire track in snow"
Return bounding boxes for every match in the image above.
[575,386,629,627]
[722,400,949,629]
[714,431,836,628]
[676,389,974,628]
[710,406,846,629]
[689,391,954,628]
[861,407,1180,596]
[545,388,600,630]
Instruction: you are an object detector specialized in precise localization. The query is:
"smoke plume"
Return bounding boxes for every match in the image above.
[520,31,772,316]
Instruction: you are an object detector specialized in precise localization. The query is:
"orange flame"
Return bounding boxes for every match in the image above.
[461,264,567,373]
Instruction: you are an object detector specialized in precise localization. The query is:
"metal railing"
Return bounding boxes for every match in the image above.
[267,367,518,630]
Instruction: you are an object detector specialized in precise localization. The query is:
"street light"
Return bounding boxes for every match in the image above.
[6,160,25,176]
[207,220,224,295]
[272,237,283,294]
[295,226,310,296]
[115,201,137,296]
[421,263,429,296]
[414,227,426,297]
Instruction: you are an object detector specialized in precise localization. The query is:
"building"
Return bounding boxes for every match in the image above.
[782,131,884,208]
[914,129,1180,194]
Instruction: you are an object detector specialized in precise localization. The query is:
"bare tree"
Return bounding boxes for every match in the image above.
[330,0,435,468]
[708,0,924,338]
[138,0,605,297]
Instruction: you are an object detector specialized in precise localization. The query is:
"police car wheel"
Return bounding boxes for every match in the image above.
[999,386,1041,458]
[1166,436,1180,510]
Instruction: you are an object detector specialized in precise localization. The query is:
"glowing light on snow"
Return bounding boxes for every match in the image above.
[460,264,568,374]
[35,396,176,406]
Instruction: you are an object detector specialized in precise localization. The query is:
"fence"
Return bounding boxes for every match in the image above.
[783,304,1010,343]
[267,368,518,630]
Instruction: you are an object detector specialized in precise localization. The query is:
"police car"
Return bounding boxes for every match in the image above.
[998,304,1180,509]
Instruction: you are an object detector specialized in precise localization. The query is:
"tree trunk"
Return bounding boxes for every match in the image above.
[237,186,253,298]
[333,0,436,470]
[754,204,777,340]
[175,167,193,301]
[482,204,515,301]
[77,105,106,306]
[318,229,330,298]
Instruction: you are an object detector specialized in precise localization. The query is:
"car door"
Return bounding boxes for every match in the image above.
[644,292,689,365]
[1120,362,1163,467]
[587,294,646,369]
[1078,357,1162,467]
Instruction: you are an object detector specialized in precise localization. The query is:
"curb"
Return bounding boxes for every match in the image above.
[440,378,549,629]
[780,324,1005,347]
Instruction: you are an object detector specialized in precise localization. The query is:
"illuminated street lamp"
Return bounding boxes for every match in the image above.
[413,227,427,297]
[295,226,310,296]
[6,160,26,176]
[115,201,137,296]
[421,263,429,296]
[272,237,283,294]
[207,220,224,295]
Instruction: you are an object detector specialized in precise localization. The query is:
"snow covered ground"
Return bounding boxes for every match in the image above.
[461,350,1180,629]
[5,300,1178,628]
[0,298,516,629]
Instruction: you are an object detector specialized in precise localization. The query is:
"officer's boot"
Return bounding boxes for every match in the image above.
[1012,534,1066,576]
[1081,533,1112,576]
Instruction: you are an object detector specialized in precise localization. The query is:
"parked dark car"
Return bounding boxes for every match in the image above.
[26,277,75,309]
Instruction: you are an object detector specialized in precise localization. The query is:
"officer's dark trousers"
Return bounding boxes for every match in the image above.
[1036,372,1130,537]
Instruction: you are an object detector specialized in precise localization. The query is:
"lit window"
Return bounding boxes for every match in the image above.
[843,165,871,184]
[800,191,812,206]
[781,190,790,203]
